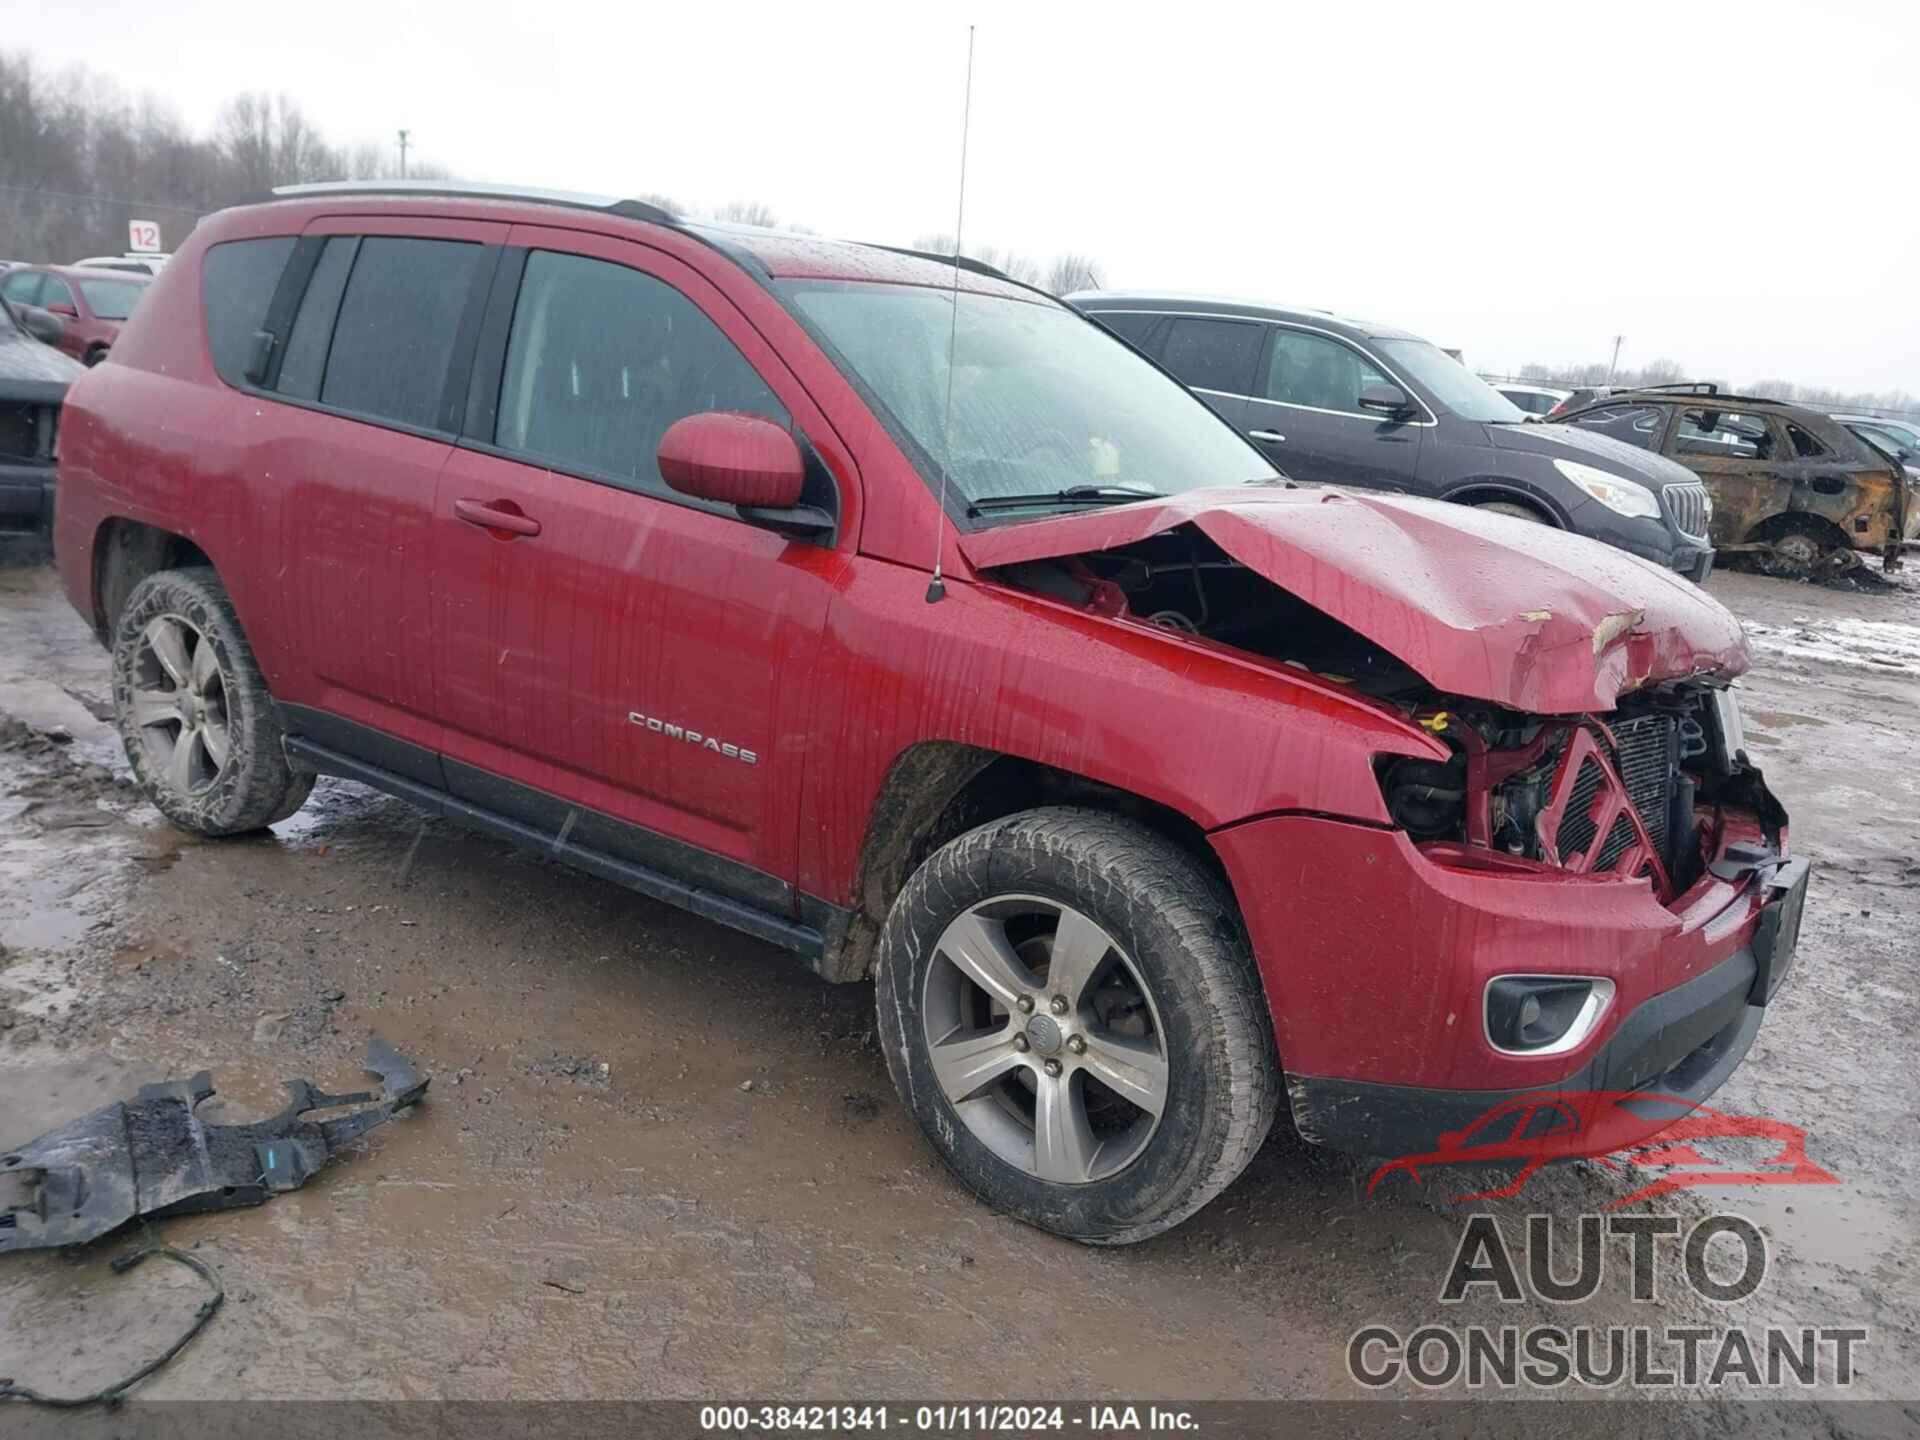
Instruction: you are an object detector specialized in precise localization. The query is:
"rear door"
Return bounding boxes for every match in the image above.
[1246,324,1425,490]
[428,227,847,899]
[1664,405,1789,548]
[1152,314,1262,429]
[258,218,504,765]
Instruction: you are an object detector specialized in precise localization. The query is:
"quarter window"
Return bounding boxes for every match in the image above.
[202,237,295,387]
[1159,317,1263,395]
[317,237,483,430]
[1089,311,1161,351]
[1264,328,1392,414]
[494,249,787,495]
[1785,422,1828,459]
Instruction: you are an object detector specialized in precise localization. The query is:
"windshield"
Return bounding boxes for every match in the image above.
[776,282,1277,516]
[78,277,144,320]
[1376,338,1526,423]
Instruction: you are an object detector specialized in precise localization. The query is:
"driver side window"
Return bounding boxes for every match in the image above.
[495,250,788,496]
[1264,328,1390,416]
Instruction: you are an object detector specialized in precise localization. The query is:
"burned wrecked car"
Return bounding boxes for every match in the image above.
[1556,386,1914,573]
[54,184,1803,1243]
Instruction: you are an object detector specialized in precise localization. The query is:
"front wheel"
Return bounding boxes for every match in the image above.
[875,808,1279,1244]
[110,567,312,835]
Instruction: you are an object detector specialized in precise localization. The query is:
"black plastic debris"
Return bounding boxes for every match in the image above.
[0,1036,427,1253]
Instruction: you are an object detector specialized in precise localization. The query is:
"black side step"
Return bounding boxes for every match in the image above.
[283,737,825,959]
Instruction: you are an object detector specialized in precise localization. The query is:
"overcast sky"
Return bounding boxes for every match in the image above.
[9,0,1916,392]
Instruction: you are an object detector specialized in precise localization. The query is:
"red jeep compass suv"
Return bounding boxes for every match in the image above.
[52,182,1808,1242]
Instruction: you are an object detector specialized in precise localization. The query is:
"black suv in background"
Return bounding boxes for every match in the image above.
[1071,293,1715,581]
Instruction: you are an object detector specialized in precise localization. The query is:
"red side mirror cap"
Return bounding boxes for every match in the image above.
[658,411,805,510]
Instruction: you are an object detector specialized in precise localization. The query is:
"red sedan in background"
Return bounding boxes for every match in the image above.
[0,264,150,366]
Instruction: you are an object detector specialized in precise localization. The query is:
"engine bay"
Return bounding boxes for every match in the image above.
[990,524,1784,901]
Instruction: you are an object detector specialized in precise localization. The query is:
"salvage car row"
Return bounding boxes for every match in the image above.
[35,181,1813,1242]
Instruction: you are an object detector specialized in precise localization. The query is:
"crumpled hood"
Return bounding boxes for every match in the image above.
[1486,419,1700,488]
[959,487,1748,714]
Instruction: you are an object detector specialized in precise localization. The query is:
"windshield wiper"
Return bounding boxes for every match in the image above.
[967,485,1164,516]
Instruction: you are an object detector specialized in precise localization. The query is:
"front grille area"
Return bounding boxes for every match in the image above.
[1555,713,1678,872]
[1663,482,1711,539]
[0,401,53,463]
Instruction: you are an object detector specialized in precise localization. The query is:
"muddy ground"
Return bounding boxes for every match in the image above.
[0,536,1915,1420]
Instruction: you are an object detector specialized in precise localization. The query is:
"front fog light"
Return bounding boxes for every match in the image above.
[1484,976,1615,1055]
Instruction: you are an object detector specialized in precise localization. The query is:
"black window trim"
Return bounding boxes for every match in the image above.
[454,242,840,539]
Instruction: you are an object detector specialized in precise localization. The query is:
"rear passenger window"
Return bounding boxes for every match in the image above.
[202,237,295,387]
[1159,317,1262,395]
[276,237,358,401]
[493,250,786,495]
[1568,404,1663,450]
[1676,408,1774,460]
[317,237,482,429]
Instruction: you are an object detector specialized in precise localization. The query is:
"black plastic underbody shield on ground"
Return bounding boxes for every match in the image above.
[0,1036,428,1253]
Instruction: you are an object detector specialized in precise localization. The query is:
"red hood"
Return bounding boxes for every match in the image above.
[958,488,1748,714]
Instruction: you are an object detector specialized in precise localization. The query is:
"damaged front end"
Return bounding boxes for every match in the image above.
[0,1037,427,1253]
[1375,685,1785,903]
[962,488,1787,902]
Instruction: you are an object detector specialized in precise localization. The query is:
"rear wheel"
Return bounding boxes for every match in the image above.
[83,344,108,367]
[875,808,1279,1244]
[111,567,312,835]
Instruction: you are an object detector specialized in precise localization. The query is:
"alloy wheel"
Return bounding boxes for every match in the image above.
[128,614,231,796]
[921,894,1169,1184]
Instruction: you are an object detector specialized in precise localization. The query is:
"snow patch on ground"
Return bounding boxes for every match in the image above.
[1745,616,1920,672]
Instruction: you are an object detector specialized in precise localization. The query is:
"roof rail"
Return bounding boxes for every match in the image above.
[1637,381,1720,395]
[269,180,676,226]
[864,243,1013,283]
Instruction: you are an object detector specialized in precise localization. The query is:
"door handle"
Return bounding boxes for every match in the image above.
[453,498,541,537]
[1249,429,1286,444]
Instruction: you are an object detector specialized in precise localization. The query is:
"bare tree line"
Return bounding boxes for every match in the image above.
[0,50,451,262]
[1500,357,1919,418]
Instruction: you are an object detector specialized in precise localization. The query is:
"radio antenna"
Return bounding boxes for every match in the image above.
[926,24,976,605]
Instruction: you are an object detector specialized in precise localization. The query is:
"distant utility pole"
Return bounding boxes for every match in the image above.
[397,129,411,180]
[1606,334,1624,381]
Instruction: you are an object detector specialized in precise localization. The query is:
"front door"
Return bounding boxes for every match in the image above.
[429,229,846,897]
[1244,325,1425,492]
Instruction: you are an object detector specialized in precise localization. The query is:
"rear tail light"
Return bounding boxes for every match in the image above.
[1484,976,1614,1056]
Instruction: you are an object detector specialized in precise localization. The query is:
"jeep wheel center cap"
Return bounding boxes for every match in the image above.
[1025,1014,1063,1056]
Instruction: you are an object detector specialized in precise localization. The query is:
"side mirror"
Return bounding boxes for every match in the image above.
[46,302,78,319]
[18,305,65,346]
[1357,383,1415,419]
[657,411,833,540]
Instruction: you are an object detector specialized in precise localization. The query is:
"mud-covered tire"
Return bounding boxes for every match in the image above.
[110,567,311,836]
[874,807,1279,1244]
